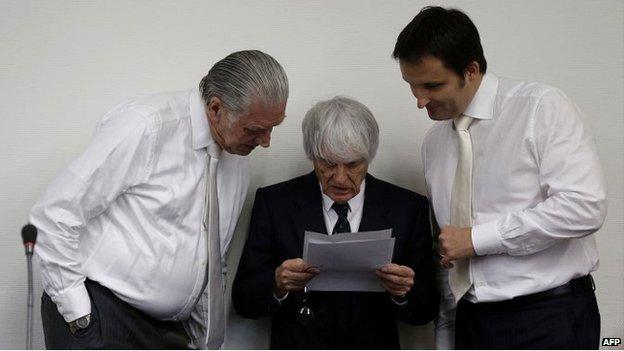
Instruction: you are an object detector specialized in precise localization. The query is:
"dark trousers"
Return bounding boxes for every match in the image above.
[41,279,190,349]
[455,276,600,349]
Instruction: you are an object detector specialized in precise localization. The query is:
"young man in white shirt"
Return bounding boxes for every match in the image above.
[30,50,288,349]
[393,6,606,349]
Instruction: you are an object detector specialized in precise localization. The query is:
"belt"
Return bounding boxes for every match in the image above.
[462,275,595,308]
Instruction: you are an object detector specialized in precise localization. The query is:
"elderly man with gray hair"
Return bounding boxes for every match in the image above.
[233,96,439,348]
[30,50,288,349]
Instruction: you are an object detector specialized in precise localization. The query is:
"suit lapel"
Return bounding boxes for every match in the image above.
[292,171,327,249]
[290,173,393,251]
[359,174,393,233]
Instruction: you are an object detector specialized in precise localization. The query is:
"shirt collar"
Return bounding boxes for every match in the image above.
[321,178,366,214]
[189,88,220,153]
[463,73,499,121]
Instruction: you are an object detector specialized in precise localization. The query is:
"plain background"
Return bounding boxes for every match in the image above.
[1,1,622,349]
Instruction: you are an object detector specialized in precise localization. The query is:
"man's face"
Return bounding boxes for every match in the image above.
[313,158,368,204]
[399,56,480,121]
[208,99,286,155]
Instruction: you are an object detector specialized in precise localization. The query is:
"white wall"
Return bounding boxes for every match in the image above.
[1,1,622,349]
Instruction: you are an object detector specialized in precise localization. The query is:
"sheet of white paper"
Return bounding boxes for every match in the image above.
[304,229,391,246]
[302,229,394,292]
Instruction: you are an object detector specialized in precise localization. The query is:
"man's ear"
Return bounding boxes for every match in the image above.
[464,61,481,81]
[206,96,223,126]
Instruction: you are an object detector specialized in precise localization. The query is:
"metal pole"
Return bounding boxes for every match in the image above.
[26,254,33,350]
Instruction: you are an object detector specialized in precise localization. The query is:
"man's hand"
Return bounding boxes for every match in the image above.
[439,225,475,268]
[375,263,414,297]
[274,258,320,297]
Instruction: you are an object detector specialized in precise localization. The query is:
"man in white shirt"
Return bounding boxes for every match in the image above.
[392,6,606,349]
[30,50,288,349]
[232,96,438,348]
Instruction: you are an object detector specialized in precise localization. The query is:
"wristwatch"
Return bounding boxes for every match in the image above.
[68,314,91,334]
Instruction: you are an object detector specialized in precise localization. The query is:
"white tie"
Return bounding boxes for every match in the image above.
[449,114,474,302]
[204,144,225,349]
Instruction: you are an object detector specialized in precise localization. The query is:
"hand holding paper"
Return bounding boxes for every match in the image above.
[274,258,320,297]
[375,263,415,297]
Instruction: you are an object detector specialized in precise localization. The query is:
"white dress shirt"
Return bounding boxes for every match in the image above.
[424,73,606,301]
[320,179,366,235]
[423,73,607,346]
[29,89,249,330]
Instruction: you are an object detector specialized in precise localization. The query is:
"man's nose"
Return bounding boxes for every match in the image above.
[417,96,430,109]
[333,165,349,183]
[257,130,271,148]
[411,87,430,109]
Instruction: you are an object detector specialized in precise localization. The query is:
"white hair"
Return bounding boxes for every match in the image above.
[302,96,379,164]
[199,50,289,117]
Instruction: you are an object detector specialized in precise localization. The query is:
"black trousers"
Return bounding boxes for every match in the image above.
[41,279,190,349]
[455,276,600,349]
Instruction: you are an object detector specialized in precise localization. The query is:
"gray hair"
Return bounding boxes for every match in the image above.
[199,50,289,117]
[302,96,379,164]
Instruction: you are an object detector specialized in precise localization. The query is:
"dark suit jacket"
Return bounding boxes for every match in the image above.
[232,172,439,349]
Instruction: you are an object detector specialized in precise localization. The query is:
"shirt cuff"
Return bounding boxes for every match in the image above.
[471,221,505,256]
[273,291,289,304]
[50,282,92,323]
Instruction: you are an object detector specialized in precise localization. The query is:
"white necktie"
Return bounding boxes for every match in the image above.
[449,114,474,302]
[204,144,225,349]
